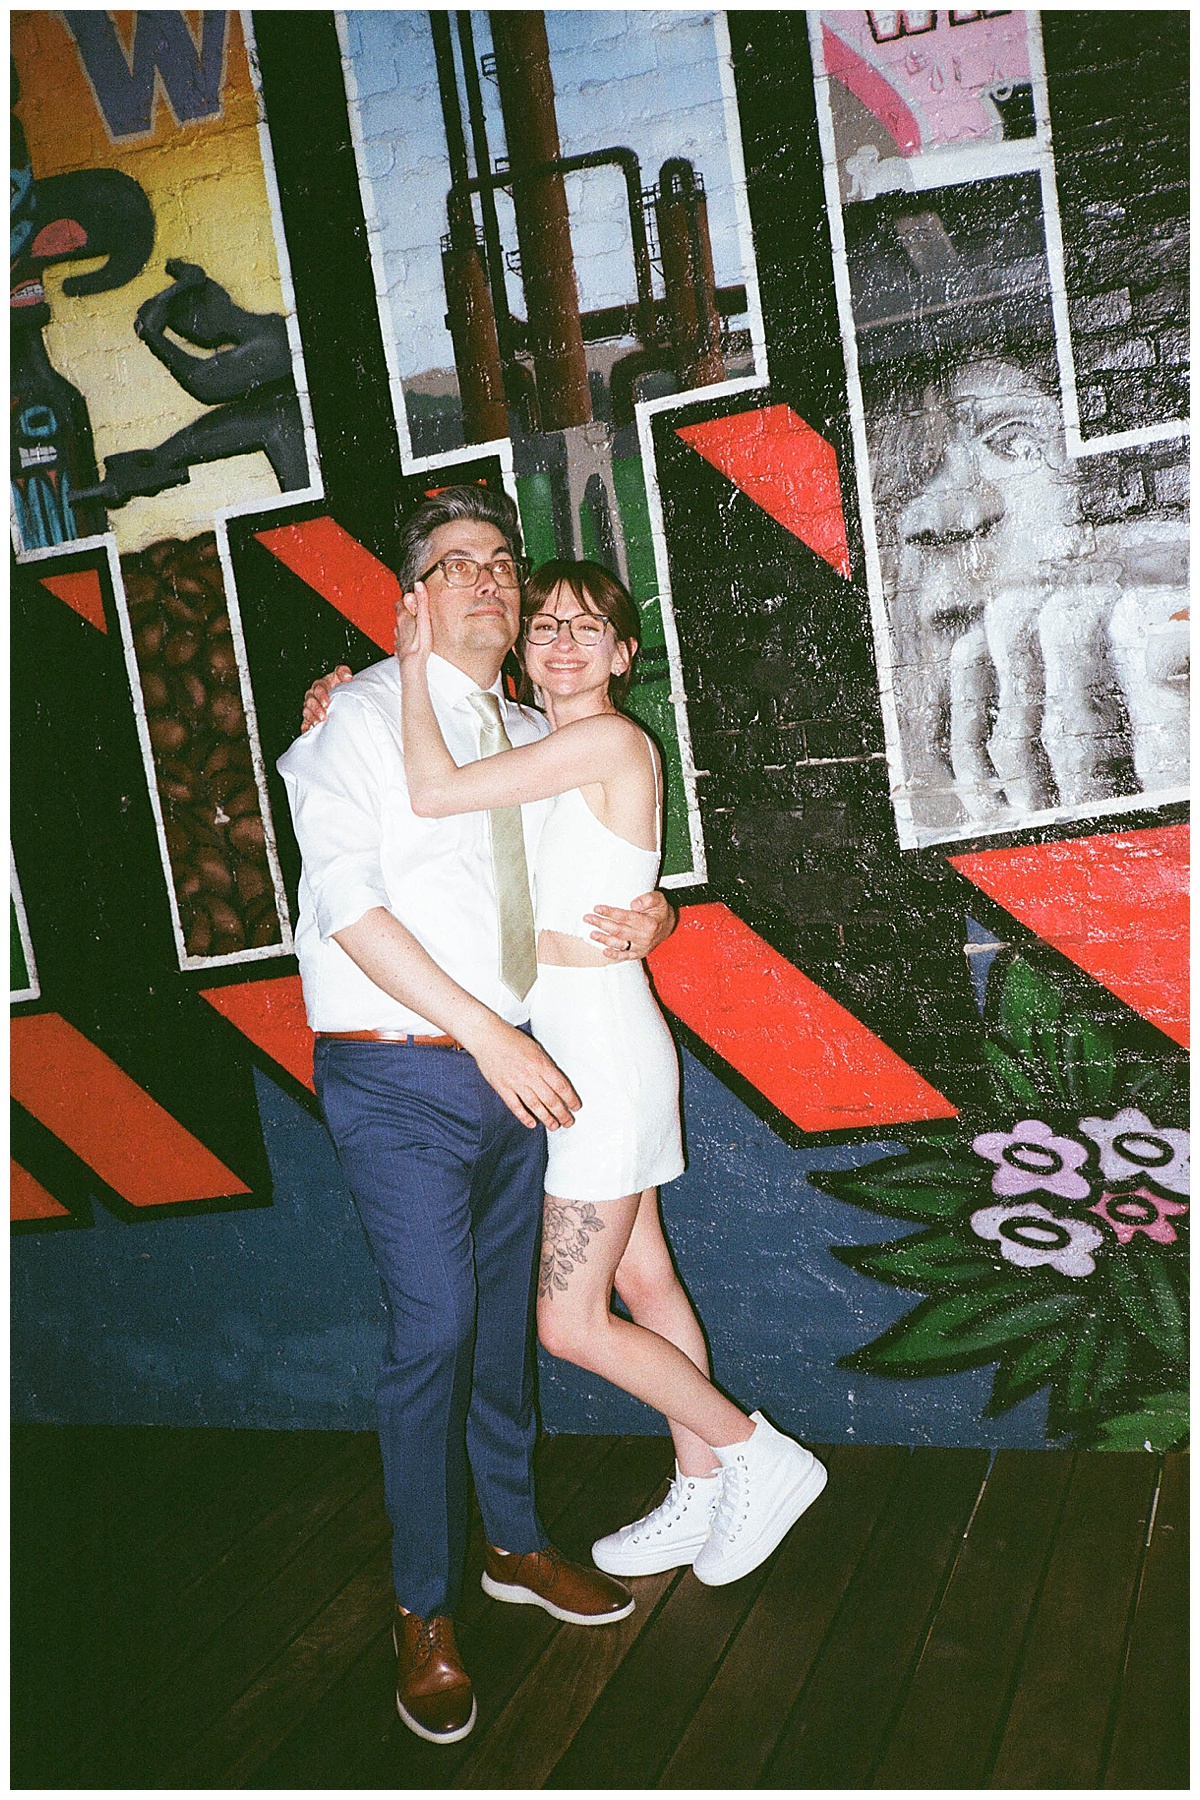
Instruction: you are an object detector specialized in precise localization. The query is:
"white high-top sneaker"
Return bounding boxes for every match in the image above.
[591,1465,721,1576]
[691,1412,826,1587]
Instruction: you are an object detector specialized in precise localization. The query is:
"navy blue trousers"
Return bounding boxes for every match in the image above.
[314,1038,549,1616]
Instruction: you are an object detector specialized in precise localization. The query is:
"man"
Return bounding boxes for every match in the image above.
[278,485,674,1745]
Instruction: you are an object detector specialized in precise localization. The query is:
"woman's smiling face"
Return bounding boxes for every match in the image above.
[521,582,634,702]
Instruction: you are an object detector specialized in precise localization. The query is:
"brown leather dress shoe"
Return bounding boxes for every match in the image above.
[481,1543,635,1625]
[393,1607,477,1744]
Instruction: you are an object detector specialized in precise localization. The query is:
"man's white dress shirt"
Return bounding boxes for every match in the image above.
[278,653,551,1033]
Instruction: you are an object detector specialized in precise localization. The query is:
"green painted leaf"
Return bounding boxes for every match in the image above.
[1090,1325,1136,1405]
[1123,1062,1188,1125]
[1058,1309,1106,1418]
[981,1041,1045,1109]
[1109,1246,1189,1362]
[836,1230,997,1292]
[813,1150,983,1223]
[986,1326,1074,1415]
[1058,1015,1117,1110]
[845,1285,1082,1377]
[998,957,1061,1052]
[1079,1391,1190,1452]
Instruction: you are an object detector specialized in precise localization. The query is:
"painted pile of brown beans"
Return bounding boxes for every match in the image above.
[122,533,282,959]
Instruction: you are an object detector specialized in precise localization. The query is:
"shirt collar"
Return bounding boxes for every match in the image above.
[425,652,507,710]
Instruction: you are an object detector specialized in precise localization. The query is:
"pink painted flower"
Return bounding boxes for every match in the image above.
[1090,1186,1189,1247]
[1078,1109,1189,1196]
[971,1202,1104,1277]
[973,1120,1091,1200]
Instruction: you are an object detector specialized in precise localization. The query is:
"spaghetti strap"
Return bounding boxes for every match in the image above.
[640,728,662,851]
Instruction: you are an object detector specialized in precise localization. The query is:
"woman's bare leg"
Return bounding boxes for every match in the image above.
[537,1189,752,1454]
[613,1189,720,1476]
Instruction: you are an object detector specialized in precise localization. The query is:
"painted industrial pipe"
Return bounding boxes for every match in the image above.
[656,157,725,390]
[489,10,592,431]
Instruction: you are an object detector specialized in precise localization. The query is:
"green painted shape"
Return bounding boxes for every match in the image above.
[515,473,557,569]
[612,456,691,879]
[578,493,600,560]
[612,455,660,609]
[11,897,29,993]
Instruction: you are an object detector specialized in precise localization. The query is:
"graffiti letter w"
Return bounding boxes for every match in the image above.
[65,11,229,143]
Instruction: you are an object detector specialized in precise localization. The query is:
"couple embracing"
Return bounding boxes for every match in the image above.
[279,484,825,1743]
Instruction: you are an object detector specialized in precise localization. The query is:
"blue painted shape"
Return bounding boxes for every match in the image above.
[65,11,228,142]
[11,1055,1049,1447]
[964,912,1007,1015]
[11,1070,384,1429]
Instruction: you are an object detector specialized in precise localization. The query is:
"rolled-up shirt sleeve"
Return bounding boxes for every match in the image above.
[278,695,395,940]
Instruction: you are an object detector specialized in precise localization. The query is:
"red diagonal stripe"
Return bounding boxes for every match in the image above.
[11,1161,71,1222]
[649,903,956,1131]
[200,974,315,1092]
[10,1014,251,1206]
[677,405,851,578]
[951,825,1189,1048]
[40,569,107,632]
[256,516,400,649]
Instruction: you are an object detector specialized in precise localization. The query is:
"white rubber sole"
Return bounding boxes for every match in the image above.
[591,1538,708,1577]
[396,1691,477,1745]
[692,1455,829,1587]
[392,1620,477,1744]
[480,1570,635,1624]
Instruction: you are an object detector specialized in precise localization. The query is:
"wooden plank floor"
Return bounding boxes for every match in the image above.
[11,1426,1188,1789]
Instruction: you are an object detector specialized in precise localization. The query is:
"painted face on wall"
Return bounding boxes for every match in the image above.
[893,359,1079,640]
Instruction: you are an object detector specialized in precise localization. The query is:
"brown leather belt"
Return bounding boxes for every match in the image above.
[316,1029,463,1048]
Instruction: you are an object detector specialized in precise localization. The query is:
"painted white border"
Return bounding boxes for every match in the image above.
[335,7,774,889]
[1026,17,1190,460]
[10,848,40,1004]
[808,10,917,849]
[10,11,323,972]
[810,8,1190,854]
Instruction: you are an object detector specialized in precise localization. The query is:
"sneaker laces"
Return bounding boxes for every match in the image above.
[711,1454,750,1542]
[627,1473,691,1541]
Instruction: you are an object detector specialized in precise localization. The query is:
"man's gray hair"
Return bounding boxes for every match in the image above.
[396,485,523,591]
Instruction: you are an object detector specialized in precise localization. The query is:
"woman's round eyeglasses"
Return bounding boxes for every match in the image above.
[419,555,525,590]
[523,613,611,647]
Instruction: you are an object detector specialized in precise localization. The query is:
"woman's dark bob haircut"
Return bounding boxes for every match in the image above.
[521,559,640,704]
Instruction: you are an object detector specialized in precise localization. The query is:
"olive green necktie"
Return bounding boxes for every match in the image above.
[466,690,537,1002]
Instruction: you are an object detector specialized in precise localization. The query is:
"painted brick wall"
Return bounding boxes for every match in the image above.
[10,11,1189,1455]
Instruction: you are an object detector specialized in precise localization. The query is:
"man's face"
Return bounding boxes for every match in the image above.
[405,519,521,678]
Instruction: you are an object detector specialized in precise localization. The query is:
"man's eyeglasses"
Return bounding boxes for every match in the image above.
[419,555,526,590]
[523,613,611,647]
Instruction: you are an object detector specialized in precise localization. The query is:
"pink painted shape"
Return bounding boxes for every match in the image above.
[823,11,1032,156]
[823,22,922,155]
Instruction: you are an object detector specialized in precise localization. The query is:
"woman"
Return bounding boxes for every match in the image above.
[393,558,826,1586]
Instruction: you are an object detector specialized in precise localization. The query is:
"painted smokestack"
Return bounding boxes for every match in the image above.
[431,10,508,443]
[489,10,591,431]
[656,157,725,390]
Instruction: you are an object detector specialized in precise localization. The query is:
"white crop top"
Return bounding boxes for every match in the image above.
[534,734,661,939]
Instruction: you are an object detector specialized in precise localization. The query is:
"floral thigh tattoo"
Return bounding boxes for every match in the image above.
[539,1199,606,1298]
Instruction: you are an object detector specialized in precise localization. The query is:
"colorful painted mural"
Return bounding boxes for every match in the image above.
[10,12,1189,1453]
[341,7,767,880]
[11,10,317,967]
[812,10,1189,848]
